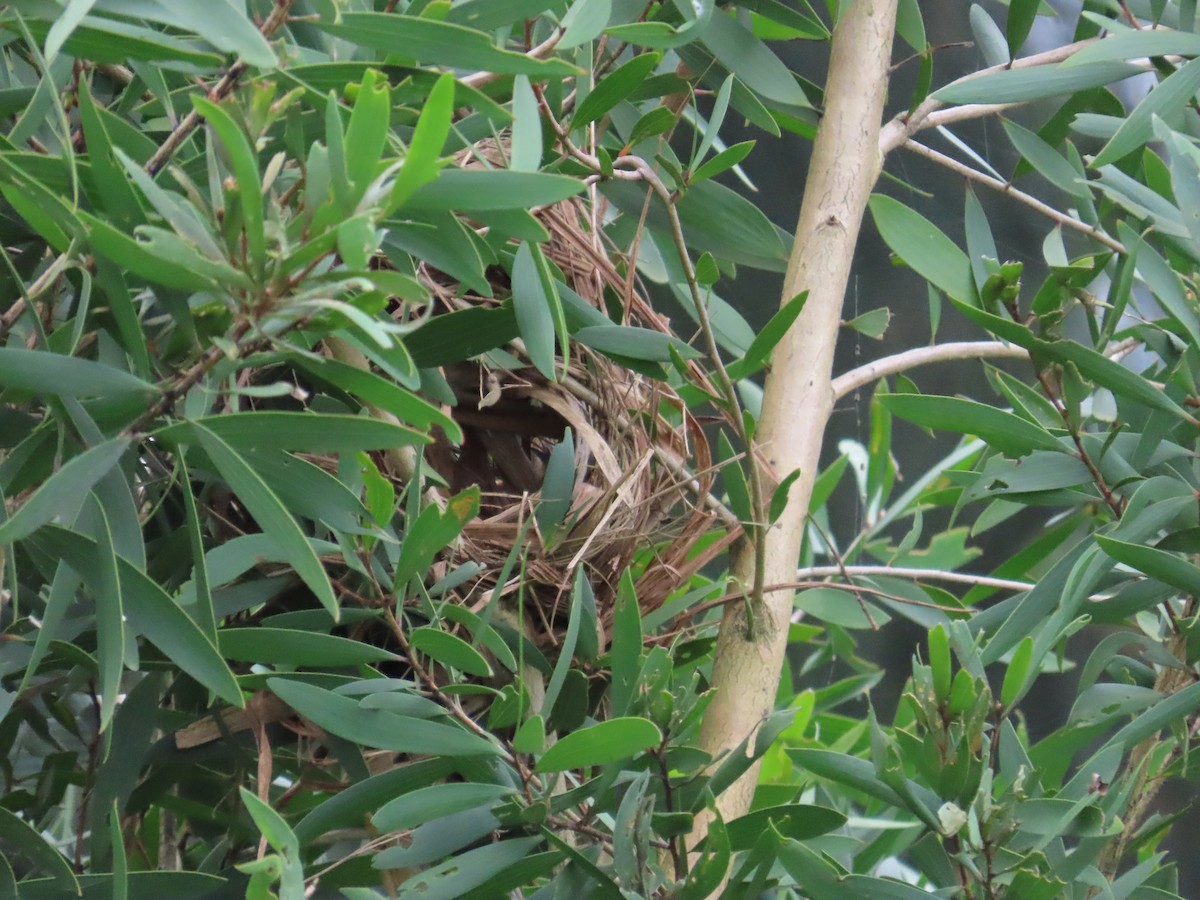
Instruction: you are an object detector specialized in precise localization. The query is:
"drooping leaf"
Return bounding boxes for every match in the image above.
[869,195,975,303]
[0,437,130,544]
[218,628,397,666]
[155,412,429,454]
[268,678,502,756]
[408,169,586,211]
[30,527,244,707]
[1093,57,1200,167]
[879,394,1064,457]
[193,422,339,619]
[535,717,662,771]
[320,14,579,76]
[374,783,514,832]
[573,52,662,129]
[932,62,1142,104]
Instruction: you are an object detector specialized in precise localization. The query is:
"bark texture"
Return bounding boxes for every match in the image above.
[694,0,899,828]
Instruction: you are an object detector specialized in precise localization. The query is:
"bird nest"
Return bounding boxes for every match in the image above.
[412,173,724,643]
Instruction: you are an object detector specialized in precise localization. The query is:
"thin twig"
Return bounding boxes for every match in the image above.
[795,565,1037,592]
[903,140,1126,254]
[461,30,564,90]
[145,0,294,175]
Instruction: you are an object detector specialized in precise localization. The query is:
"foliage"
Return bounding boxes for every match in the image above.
[1,0,1200,898]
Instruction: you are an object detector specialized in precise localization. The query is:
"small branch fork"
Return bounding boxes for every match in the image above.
[878,37,1137,254]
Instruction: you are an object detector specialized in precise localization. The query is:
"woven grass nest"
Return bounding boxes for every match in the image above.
[410,147,726,644]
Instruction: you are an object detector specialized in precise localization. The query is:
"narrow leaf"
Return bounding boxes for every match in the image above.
[193,423,338,619]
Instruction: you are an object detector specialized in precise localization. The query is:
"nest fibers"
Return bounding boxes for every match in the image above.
[414,152,728,644]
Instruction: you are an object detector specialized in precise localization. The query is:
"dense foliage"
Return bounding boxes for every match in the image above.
[3,0,1200,897]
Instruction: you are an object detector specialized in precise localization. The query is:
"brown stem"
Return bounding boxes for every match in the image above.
[902,140,1126,254]
[145,0,294,175]
[1095,631,1197,883]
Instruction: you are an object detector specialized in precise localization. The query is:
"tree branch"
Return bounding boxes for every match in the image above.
[794,565,1036,593]
[833,341,1028,399]
[145,0,294,175]
[903,140,1126,254]
[693,0,899,838]
[879,38,1099,154]
[461,31,563,90]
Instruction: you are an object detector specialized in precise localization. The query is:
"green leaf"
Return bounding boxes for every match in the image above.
[406,305,520,367]
[510,75,542,172]
[0,348,154,399]
[694,75,734,167]
[0,805,78,894]
[727,291,808,380]
[81,212,246,292]
[193,422,338,619]
[724,805,846,850]
[1093,57,1200,167]
[392,837,544,900]
[293,355,461,442]
[268,678,502,756]
[218,628,397,666]
[45,0,100,64]
[155,412,429,454]
[699,9,808,107]
[932,61,1143,104]
[1006,0,1040,56]
[410,626,493,677]
[374,783,514,831]
[1098,679,1200,754]
[969,4,1009,67]
[390,72,454,210]
[239,789,298,856]
[321,14,579,76]
[1003,119,1090,199]
[1095,535,1200,596]
[950,298,1194,422]
[628,105,677,147]
[878,394,1063,456]
[239,790,304,900]
[192,96,265,274]
[574,324,701,362]
[131,1,276,68]
[691,140,755,183]
[0,437,129,544]
[344,69,391,200]
[769,468,802,523]
[869,195,975,303]
[89,500,125,732]
[536,429,575,536]
[844,306,891,340]
[1064,30,1200,69]
[573,52,662,129]
[444,0,557,31]
[512,241,559,379]
[929,625,952,703]
[395,488,480,589]
[1001,635,1034,708]
[78,77,142,227]
[294,759,457,844]
[535,717,662,771]
[795,587,884,630]
[560,0,612,48]
[408,169,585,210]
[31,526,244,707]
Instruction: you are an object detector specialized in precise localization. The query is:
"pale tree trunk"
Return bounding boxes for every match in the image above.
[694,0,899,831]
